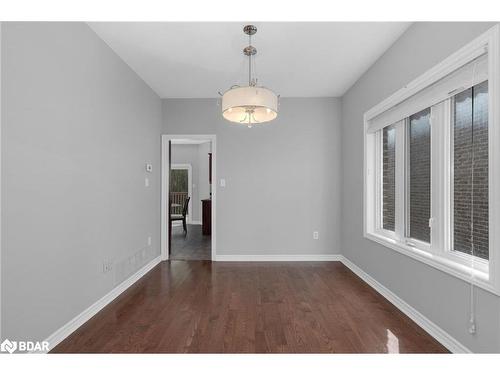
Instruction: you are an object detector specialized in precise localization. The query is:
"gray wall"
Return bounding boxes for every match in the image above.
[341,22,500,352]
[163,97,342,256]
[1,23,162,342]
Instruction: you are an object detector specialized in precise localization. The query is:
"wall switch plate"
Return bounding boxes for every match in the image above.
[145,163,153,172]
[145,177,150,187]
[313,231,319,240]
[147,236,152,246]
[220,178,226,187]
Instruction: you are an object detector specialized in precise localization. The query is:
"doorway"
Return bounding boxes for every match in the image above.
[161,135,216,261]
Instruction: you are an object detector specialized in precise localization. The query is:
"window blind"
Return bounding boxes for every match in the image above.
[366,52,488,133]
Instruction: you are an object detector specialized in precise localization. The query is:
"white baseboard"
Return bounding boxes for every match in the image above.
[215,254,342,262]
[190,221,202,225]
[340,256,471,353]
[43,255,162,353]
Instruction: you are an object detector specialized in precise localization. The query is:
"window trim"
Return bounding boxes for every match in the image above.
[364,25,500,296]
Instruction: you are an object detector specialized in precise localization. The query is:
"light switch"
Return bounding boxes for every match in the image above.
[145,177,150,187]
[220,178,226,187]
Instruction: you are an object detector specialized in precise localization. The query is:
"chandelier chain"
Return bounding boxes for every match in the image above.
[249,32,252,85]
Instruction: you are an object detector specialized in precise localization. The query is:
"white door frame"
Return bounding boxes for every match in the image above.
[0,22,3,341]
[161,134,217,261]
[170,163,193,224]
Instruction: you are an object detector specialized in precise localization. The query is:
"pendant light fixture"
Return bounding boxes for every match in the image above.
[220,25,279,128]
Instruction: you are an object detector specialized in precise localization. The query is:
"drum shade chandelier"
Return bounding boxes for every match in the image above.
[220,25,279,128]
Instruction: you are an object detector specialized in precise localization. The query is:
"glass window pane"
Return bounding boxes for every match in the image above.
[170,169,188,192]
[382,126,396,231]
[453,81,489,260]
[408,108,431,243]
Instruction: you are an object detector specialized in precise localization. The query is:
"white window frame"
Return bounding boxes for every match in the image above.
[364,25,500,296]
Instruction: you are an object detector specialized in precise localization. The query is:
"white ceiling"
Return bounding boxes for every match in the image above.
[89,22,411,98]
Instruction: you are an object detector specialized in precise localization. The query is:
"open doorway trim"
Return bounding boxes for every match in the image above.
[161,134,216,261]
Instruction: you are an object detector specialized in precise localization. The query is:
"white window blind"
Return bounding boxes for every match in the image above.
[366,51,488,133]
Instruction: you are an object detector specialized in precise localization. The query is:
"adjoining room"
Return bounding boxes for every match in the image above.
[168,137,213,261]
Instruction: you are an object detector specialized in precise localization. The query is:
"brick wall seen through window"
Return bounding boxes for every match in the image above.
[382,126,396,231]
[408,108,431,243]
[453,81,489,260]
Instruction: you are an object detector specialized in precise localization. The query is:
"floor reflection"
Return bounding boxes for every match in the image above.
[386,329,400,353]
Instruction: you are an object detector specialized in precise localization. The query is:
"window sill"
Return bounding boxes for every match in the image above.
[364,231,499,296]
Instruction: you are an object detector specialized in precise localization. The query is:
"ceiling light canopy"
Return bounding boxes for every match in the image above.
[220,25,279,128]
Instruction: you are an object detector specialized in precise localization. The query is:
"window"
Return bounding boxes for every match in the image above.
[408,108,431,243]
[170,168,189,215]
[170,164,193,220]
[382,126,396,232]
[364,25,500,295]
[170,169,189,192]
[452,81,489,260]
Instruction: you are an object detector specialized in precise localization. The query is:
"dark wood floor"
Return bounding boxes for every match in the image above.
[51,261,448,353]
[170,224,211,260]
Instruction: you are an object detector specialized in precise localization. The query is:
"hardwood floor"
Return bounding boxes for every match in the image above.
[171,224,211,260]
[51,261,448,353]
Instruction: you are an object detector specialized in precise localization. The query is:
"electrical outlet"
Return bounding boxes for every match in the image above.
[102,261,113,274]
[469,320,477,334]
[147,236,152,246]
[313,231,319,240]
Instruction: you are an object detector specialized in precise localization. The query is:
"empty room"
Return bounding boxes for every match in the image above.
[1,1,500,371]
